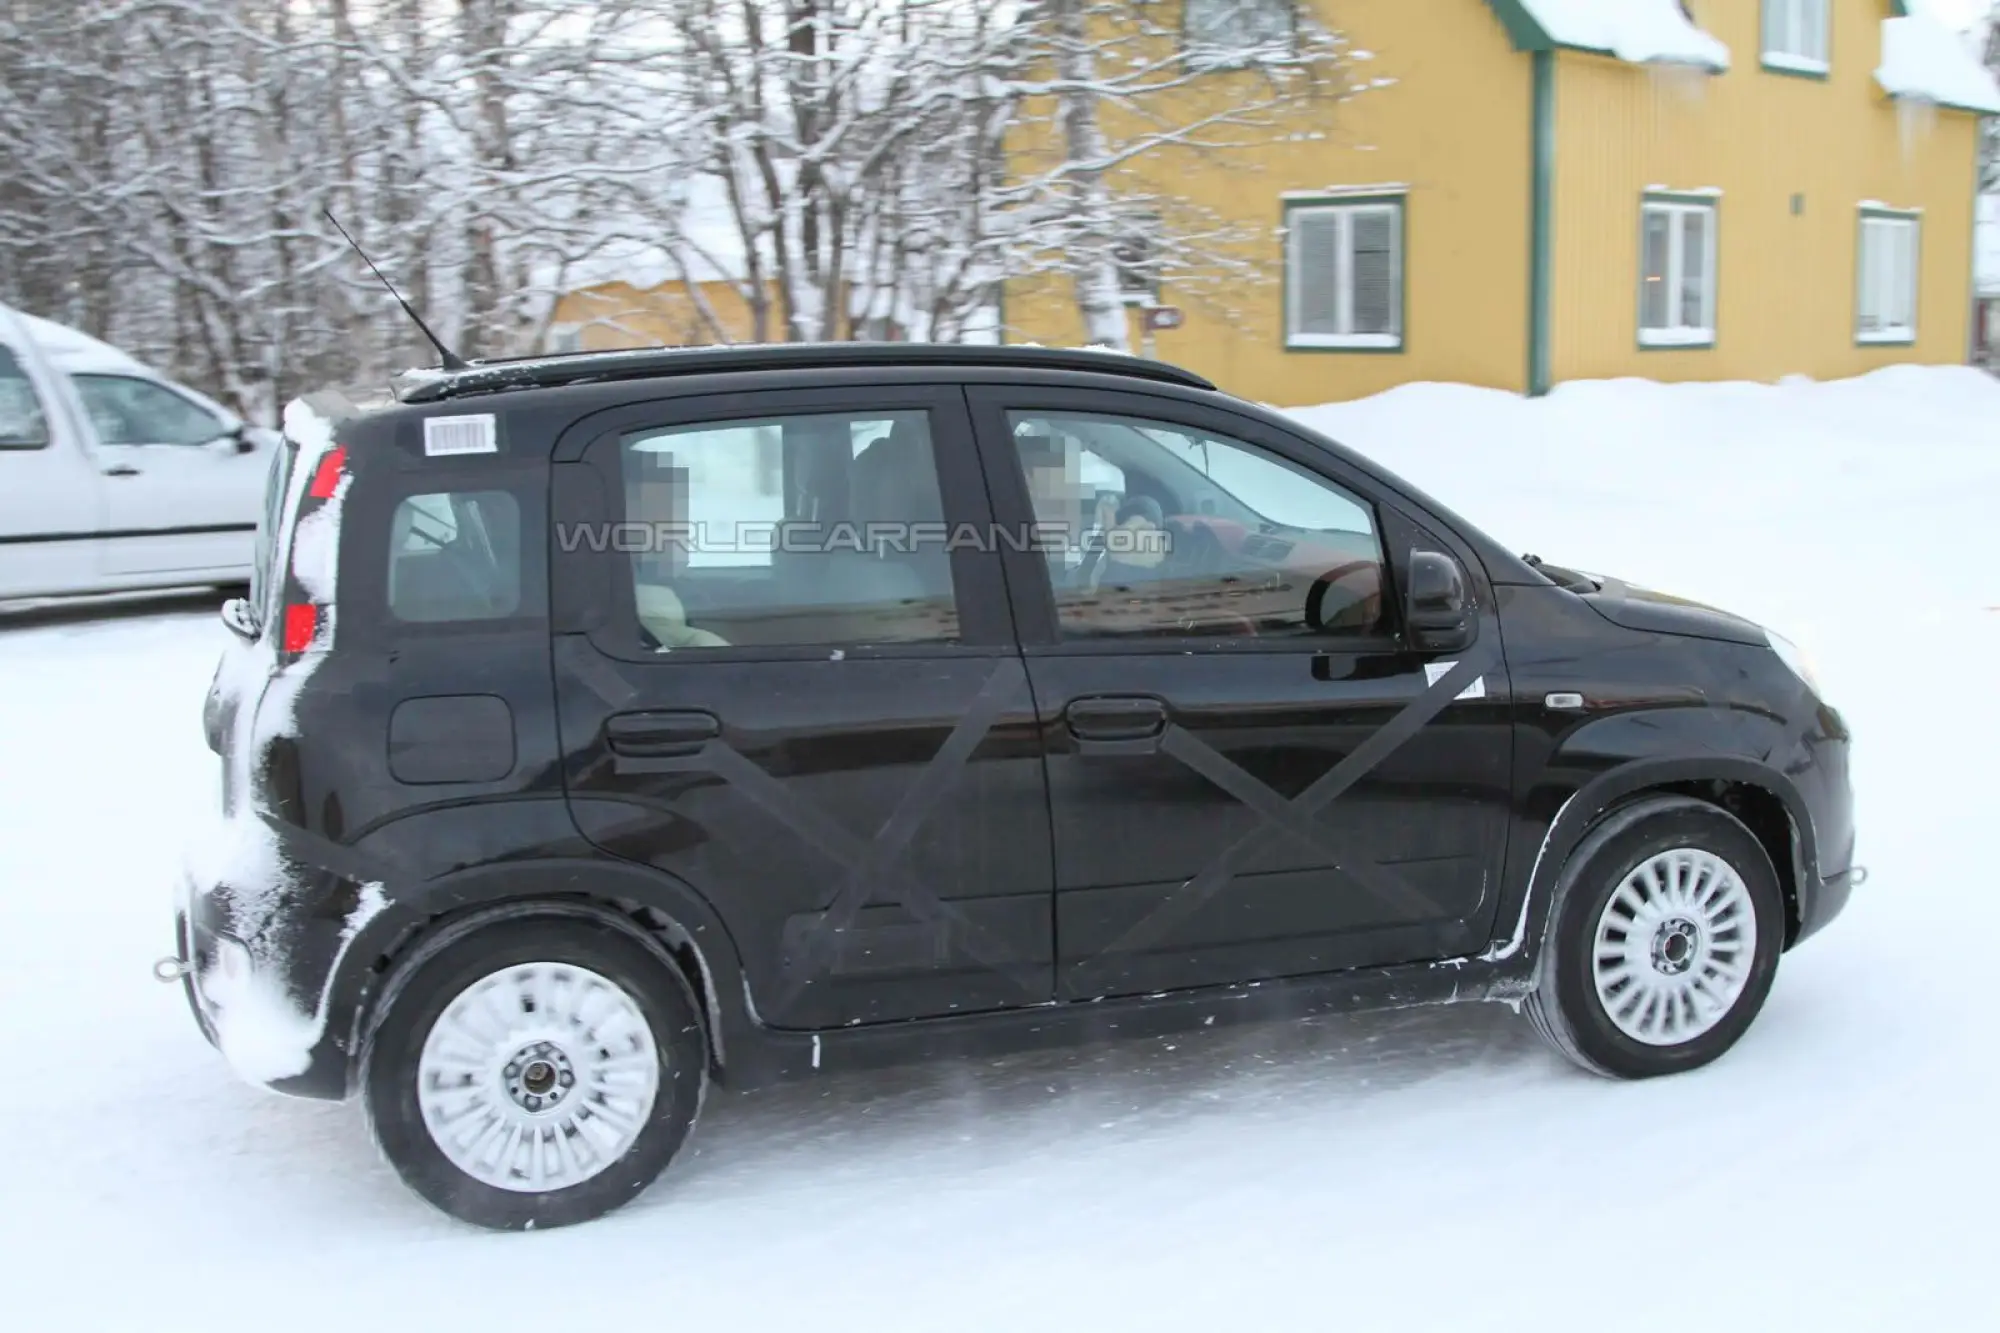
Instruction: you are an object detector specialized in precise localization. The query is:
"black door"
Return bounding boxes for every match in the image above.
[551,385,1054,1030]
[967,385,1514,1001]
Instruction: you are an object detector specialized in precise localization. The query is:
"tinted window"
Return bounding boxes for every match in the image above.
[72,374,226,446]
[386,490,522,622]
[1008,410,1387,642]
[0,345,49,449]
[618,410,959,649]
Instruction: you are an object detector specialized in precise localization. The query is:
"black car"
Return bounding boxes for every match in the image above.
[163,343,1857,1230]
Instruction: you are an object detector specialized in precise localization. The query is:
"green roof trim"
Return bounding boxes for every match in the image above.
[1483,0,1730,73]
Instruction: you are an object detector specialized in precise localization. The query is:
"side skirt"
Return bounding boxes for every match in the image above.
[723,955,1533,1092]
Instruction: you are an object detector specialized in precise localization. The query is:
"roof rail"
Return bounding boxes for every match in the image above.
[395,341,1217,403]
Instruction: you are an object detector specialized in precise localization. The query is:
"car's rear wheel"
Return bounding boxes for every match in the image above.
[1525,799,1784,1080]
[362,917,706,1230]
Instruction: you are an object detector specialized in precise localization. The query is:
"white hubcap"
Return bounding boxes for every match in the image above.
[417,962,660,1193]
[1591,847,1758,1047]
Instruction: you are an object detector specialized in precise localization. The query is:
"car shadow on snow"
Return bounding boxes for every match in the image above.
[642,998,1551,1208]
[210,997,1560,1234]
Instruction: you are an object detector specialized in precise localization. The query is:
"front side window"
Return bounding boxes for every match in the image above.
[617,410,959,650]
[1639,198,1717,347]
[72,374,228,446]
[1857,212,1920,343]
[1008,410,1386,643]
[0,345,49,449]
[1285,199,1404,350]
[386,490,523,623]
[1762,0,1829,74]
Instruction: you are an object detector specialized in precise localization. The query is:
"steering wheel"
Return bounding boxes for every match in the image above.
[1163,518,1226,578]
[1304,561,1380,634]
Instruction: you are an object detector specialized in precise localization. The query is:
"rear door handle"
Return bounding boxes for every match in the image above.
[1066,697,1167,755]
[103,464,140,477]
[606,710,720,759]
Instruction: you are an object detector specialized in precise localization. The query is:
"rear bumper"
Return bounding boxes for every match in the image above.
[167,871,354,1102]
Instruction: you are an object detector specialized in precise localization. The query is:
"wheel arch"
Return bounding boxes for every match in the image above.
[1498,756,1816,979]
[337,858,754,1095]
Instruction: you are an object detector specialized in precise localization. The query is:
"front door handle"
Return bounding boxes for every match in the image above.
[1066,697,1167,755]
[606,710,721,759]
[103,464,140,478]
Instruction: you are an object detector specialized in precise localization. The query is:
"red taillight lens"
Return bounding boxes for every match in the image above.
[307,445,348,499]
[281,603,319,655]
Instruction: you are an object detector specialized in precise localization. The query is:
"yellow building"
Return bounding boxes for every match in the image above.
[550,2,1997,405]
[1006,0,1999,403]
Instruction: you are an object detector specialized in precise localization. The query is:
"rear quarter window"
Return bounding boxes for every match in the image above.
[386,490,523,622]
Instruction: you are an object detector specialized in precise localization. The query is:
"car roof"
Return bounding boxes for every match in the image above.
[394,342,1215,405]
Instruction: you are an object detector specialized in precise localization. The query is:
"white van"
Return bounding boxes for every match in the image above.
[0,301,273,601]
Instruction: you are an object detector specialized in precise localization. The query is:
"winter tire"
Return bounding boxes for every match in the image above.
[1525,797,1784,1080]
[362,917,707,1230]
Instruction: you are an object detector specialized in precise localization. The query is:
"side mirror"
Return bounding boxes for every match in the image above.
[1406,549,1472,651]
[229,424,256,453]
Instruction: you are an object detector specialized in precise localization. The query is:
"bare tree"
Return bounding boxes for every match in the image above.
[0,0,1359,414]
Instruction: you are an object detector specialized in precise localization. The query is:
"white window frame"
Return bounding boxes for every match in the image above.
[1761,0,1830,75]
[1856,210,1921,345]
[1183,0,1296,61]
[1637,197,1718,349]
[1283,197,1405,351]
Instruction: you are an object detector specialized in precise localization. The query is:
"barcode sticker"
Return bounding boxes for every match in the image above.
[423,414,498,457]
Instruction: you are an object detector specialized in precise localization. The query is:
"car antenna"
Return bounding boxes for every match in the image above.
[322,208,467,372]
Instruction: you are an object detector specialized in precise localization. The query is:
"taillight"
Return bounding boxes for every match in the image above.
[307,445,348,499]
[281,603,319,655]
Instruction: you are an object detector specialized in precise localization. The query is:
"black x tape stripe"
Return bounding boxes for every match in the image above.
[561,637,640,709]
[1076,651,1494,973]
[707,745,1041,1002]
[259,812,408,889]
[693,660,1043,1002]
[1159,725,1443,919]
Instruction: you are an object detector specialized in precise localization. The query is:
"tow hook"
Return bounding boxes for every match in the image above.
[153,956,192,983]
[1850,866,1869,888]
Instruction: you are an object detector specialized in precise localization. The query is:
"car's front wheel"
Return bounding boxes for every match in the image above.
[1525,798,1785,1080]
[362,917,707,1230]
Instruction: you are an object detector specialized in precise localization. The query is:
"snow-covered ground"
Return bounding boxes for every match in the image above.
[2,367,1997,1331]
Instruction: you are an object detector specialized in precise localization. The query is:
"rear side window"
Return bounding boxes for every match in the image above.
[0,345,50,449]
[616,409,962,650]
[386,490,522,622]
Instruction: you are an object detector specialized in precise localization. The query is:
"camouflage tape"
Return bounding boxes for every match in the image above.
[1070,650,1494,982]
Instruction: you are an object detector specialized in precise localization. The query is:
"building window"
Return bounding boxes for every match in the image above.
[1638,197,1717,348]
[1183,0,1296,63]
[1761,0,1829,74]
[1857,211,1920,344]
[1284,197,1404,351]
[1112,217,1161,306]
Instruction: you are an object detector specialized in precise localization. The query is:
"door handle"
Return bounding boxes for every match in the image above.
[605,710,720,759]
[1066,697,1167,755]
[103,464,140,477]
